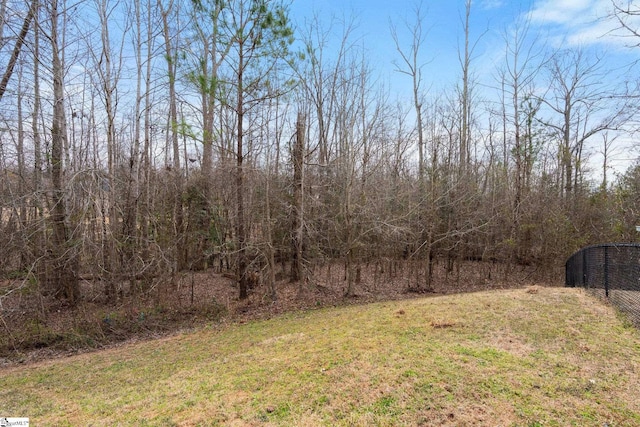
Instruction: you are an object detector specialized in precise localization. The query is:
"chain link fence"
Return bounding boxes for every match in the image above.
[566,243,640,326]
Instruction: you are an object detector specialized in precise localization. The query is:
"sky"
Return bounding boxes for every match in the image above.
[289,0,640,93]
[48,0,639,178]
[289,0,520,89]
[287,0,640,176]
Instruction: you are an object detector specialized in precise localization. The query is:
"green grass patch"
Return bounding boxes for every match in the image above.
[1,287,640,426]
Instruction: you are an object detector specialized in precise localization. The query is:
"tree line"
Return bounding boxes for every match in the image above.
[1,0,639,307]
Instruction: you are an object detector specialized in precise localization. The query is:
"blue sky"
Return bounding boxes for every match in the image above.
[288,0,640,175]
[63,0,638,175]
[288,0,640,97]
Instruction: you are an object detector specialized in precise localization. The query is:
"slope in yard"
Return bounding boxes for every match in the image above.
[0,260,558,363]
[1,287,640,426]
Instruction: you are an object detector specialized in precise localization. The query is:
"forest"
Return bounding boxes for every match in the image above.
[1,0,640,351]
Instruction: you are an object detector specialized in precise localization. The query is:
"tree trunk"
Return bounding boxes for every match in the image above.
[16,68,29,269]
[97,0,119,297]
[140,0,153,280]
[124,0,144,292]
[0,0,37,102]
[236,45,248,300]
[460,0,471,173]
[160,0,185,276]
[290,112,305,283]
[32,10,45,280]
[48,0,79,304]
[264,149,277,301]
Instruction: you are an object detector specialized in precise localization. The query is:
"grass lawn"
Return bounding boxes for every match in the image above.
[1,286,639,426]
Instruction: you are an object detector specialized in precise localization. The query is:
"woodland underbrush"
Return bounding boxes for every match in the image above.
[0,259,561,365]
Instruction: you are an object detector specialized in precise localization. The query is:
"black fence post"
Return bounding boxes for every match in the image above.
[583,249,588,288]
[604,245,609,298]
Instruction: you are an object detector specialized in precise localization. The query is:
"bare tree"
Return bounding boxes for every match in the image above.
[297,14,358,167]
[89,0,130,297]
[494,10,545,263]
[158,0,185,273]
[121,0,153,290]
[611,1,640,45]
[458,0,472,171]
[390,1,428,181]
[0,0,37,102]
[31,1,45,273]
[139,0,156,276]
[46,0,80,303]
[539,48,632,197]
[290,111,305,283]
[599,132,619,193]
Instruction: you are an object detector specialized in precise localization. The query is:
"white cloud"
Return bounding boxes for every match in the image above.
[529,0,596,25]
[565,20,614,44]
[527,0,631,47]
[480,0,505,10]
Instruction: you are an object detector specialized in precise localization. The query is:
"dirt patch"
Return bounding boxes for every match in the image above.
[487,331,534,358]
[430,320,458,329]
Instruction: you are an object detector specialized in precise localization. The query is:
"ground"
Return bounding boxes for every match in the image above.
[0,259,561,366]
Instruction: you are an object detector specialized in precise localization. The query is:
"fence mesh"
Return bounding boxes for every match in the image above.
[566,243,640,326]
